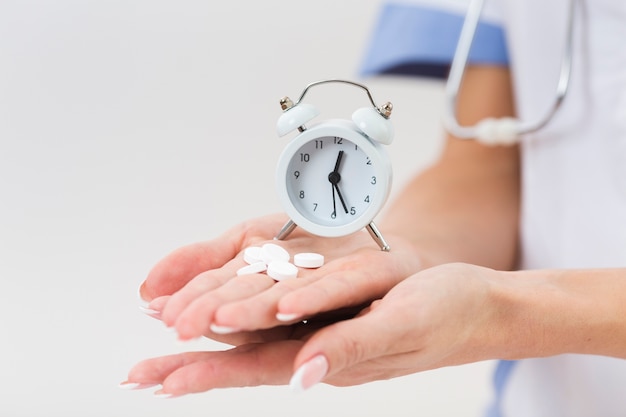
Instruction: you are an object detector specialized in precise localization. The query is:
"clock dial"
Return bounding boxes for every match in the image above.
[285,136,379,227]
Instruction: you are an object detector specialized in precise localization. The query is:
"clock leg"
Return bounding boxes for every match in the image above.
[274,219,297,241]
[366,222,391,252]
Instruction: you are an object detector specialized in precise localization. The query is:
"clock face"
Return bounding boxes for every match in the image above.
[275,119,393,238]
[285,135,377,228]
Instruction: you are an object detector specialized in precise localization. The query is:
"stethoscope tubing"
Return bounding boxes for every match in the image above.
[444,0,578,142]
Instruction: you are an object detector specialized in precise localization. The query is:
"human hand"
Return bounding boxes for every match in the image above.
[123,263,503,396]
[138,213,290,302]
[288,262,505,388]
[122,318,326,396]
[138,213,423,344]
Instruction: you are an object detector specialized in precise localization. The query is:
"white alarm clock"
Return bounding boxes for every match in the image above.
[273,79,394,251]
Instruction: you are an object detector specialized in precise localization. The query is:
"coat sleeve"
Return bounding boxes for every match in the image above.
[359,2,510,79]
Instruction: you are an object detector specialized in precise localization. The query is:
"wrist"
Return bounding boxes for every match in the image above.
[483,268,626,360]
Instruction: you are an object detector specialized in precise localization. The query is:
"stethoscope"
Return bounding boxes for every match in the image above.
[444,0,579,145]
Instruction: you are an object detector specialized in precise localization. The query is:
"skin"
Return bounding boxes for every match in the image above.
[124,66,626,397]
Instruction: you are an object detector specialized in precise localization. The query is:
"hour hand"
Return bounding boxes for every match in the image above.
[333,150,344,173]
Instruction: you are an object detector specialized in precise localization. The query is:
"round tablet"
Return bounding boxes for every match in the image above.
[293,252,324,268]
[267,261,298,281]
[261,243,290,264]
[243,246,263,265]
[236,261,267,276]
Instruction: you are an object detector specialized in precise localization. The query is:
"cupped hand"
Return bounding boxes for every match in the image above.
[138,213,290,302]
[123,263,504,396]
[138,213,423,343]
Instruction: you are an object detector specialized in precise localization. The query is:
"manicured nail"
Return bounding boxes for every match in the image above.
[118,381,157,390]
[289,355,329,392]
[210,324,239,335]
[137,282,149,303]
[153,390,175,399]
[118,381,140,390]
[175,335,201,345]
[139,305,162,319]
[276,312,302,322]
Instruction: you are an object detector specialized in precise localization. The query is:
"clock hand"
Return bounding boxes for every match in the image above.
[333,182,349,214]
[329,150,348,214]
[333,150,344,173]
[331,182,337,218]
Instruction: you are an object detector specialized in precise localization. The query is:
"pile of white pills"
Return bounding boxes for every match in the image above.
[237,243,324,281]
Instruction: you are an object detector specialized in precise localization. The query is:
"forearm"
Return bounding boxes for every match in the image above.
[485,268,626,360]
[380,66,520,271]
[380,139,520,270]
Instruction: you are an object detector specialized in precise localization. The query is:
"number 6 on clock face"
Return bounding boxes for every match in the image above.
[275,120,392,238]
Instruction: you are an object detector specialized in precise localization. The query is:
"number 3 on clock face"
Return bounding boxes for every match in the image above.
[275,120,392,238]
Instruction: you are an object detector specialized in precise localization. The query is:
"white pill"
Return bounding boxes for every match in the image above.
[243,246,263,265]
[261,243,290,264]
[267,261,298,281]
[294,252,325,268]
[236,261,267,276]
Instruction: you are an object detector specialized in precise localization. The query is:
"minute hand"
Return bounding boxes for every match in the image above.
[333,182,349,214]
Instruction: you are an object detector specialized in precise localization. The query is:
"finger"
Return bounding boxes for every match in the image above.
[211,272,316,331]
[139,214,288,301]
[185,248,333,333]
[197,324,296,347]
[126,351,210,386]
[139,240,239,302]
[173,273,277,340]
[125,341,303,396]
[290,300,405,390]
[163,341,303,395]
[145,295,170,319]
[160,257,246,329]
[276,250,407,320]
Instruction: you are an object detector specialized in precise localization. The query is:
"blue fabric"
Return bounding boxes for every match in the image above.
[484,360,518,417]
[359,2,510,79]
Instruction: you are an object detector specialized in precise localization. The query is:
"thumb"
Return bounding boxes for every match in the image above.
[139,239,238,301]
[289,304,396,391]
[140,214,287,301]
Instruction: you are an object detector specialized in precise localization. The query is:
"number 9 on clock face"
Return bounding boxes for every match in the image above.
[275,120,392,238]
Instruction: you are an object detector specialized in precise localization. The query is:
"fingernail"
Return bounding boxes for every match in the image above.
[118,381,158,390]
[139,305,162,319]
[175,335,202,345]
[137,282,149,303]
[210,324,239,335]
[153,389,175,399]
[276,312,302,322]
[289,355,329,392]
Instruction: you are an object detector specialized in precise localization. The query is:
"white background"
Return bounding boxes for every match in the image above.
[0,1,495,416]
